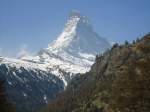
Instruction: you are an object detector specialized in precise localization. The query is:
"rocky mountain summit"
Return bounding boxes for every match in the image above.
[22,10,110,82]
[0,11,110,112]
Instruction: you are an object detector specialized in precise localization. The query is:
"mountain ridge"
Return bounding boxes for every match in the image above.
[21,11,111,82]
[0,11,110,112]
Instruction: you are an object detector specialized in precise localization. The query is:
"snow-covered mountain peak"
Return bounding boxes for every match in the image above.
[68,10,90,25]
[47,11,110,56]
[47,11,93,52]
[1,11,111,86]
[27,11,111,81]
[0,11,112,111]
[69,10,82,18]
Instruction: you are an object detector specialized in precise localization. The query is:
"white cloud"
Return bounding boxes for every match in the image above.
[16,44,30,58]
[0,48,11,57]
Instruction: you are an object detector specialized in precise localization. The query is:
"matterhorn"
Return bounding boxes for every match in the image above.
[22,11,110,83]
[0,11,110,112]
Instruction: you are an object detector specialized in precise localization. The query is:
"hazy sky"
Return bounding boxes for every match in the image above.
[0,0,150,57]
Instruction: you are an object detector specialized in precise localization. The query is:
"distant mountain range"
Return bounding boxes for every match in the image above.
[0,11,110,112]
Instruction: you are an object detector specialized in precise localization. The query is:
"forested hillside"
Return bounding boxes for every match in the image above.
[42,33,150,112]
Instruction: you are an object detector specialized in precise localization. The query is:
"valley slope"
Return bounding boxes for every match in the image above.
[44,33,150,112]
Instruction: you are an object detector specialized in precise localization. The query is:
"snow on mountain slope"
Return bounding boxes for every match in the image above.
[0,11,111,112]
[48,11,110,55]
[0,56,68,86]
[21,11,111,83]
[0,11,111,86]
[0,57,64,112]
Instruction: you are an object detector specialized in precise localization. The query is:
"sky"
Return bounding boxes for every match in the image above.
[0,0,150,57]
